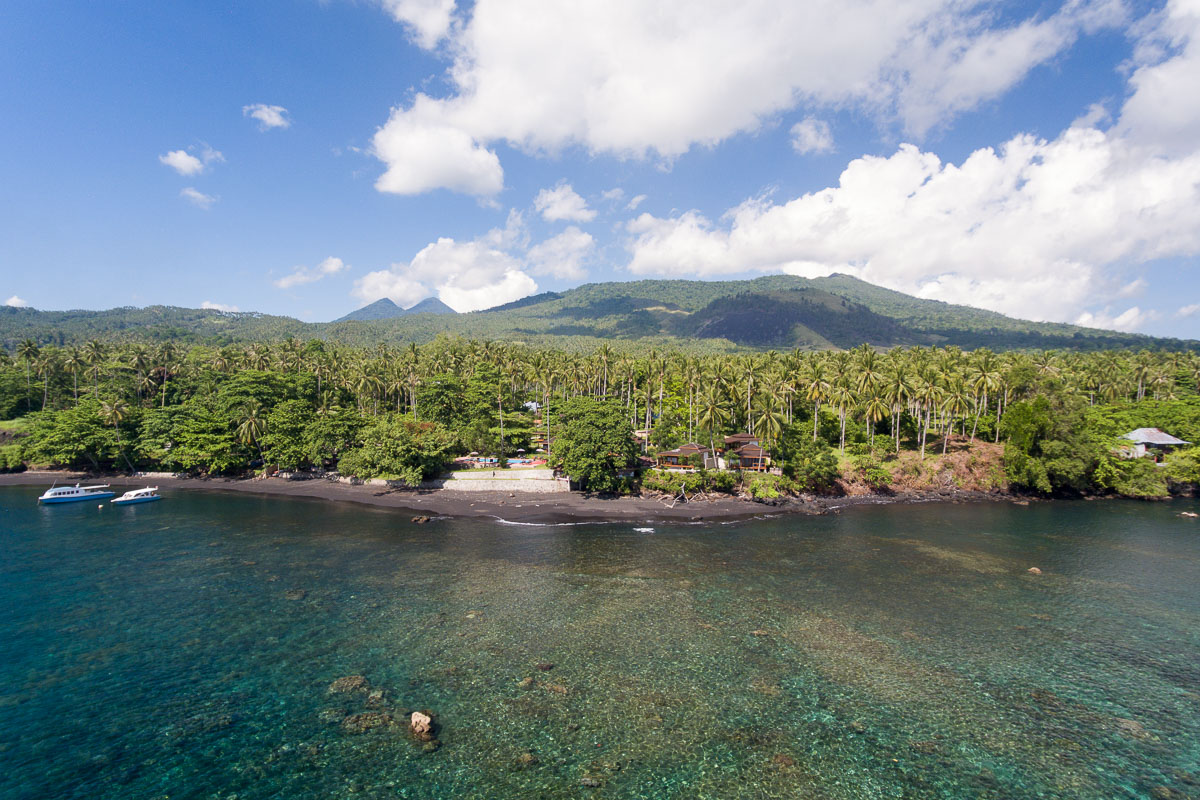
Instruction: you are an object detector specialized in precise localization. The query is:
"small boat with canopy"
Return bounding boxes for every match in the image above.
[111,487,162,506]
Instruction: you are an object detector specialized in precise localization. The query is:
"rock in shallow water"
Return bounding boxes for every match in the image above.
[341,712,396,734]
[328,675,369,694]
[410,711,434,740]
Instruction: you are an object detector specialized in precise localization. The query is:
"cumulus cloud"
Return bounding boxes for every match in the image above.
[160,150,204,176]
[243,103,291,130]
[352,210,597,311]
[1178,303,1200,317]
[354,237,534,312]
[274,256,348,289]
[534,182,596,222]
[1117,0,1200,154]
[527,226,594,279]
[180,187,217,208]
[380,0,456,49]
[160,145,223,176]
[5,295,29,307]
[1075,306,1158,332]
[369,0,1122,194]
[624,116,1200,327]
[372,96,503,196]
[201,300,239,312]
[790,118,834,154]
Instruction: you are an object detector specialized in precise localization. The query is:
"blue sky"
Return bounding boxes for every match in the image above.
[2,0,1199,338]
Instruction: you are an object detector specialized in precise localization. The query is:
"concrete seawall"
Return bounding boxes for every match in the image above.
[422,468,571,493]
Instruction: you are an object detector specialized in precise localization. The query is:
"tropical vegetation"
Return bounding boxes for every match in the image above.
[2,335,1199,499]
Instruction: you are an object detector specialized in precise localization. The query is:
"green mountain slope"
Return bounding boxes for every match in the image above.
[3,275,1196,353]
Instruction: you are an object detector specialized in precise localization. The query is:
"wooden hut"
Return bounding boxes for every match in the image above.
[655,442,710,470]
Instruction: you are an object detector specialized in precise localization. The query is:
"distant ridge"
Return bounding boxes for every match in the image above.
[3,275,1196,353]
[334,296,455,322]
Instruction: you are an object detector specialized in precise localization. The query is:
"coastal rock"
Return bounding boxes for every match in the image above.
[318,708,346,725]
[411,515,430,523]
[1115,717,1152,740]
[1026,567,1042,575]
[410,711,434,741]
[341,712,396,734]
[1180,511,1198,518]
[328,675,369,694]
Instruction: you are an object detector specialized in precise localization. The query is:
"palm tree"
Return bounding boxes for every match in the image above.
[236,403,267,461]
[697,384,730,455]
[800,357,831,441]
[99,397,136,472]
[17,339,39,411]
[829,382,855,453]
[63,346,85,402]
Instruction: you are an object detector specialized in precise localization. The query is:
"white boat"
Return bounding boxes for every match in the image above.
[111,487,162,506]
[38,484,115,504]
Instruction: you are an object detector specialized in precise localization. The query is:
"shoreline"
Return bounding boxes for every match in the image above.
[0,471,1021,525]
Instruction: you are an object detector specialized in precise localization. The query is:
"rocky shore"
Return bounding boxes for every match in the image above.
[0,470,1018,525]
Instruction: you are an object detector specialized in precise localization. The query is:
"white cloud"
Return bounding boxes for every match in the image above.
[372,96,503,196]
[1117,0,1200,154]
[624,115,1200,328]
[159,145,224,176]
[534,182,596,222]
[353,218,537,312]
[790,118,834,154]
[369,0,1121,194]
[527,227,594,279]
[180,187,217,208]
[1075,306,1158,332]
[601,188,625,202]
[4,295,29,307]
[159,150,204,176]
[1177,303,1200,317]
[627,194,647,211]
[243,103,291,130]
[1116,278,1147,297]
[381,0,456,49]
[274,256,348,289]
[201,300,239,312]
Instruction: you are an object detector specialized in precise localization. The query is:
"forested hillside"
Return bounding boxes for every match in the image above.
[2,275,1195,353]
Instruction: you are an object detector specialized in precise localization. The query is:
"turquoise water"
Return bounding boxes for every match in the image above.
[1,487,1198,799]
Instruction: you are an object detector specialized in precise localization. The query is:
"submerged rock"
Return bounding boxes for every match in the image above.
[1026,567,1042,575]
[535,662,555,672]
[318,708,346,725]
[516,752,538,768]
[284,589,307,600]
[517,676,535,689]
[328,675,369,694]
[341,712,396,734]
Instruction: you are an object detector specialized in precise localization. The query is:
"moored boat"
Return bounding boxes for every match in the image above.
[111,487,162,505]
[38,484,116,504]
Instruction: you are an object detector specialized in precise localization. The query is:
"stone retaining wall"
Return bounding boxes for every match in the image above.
[422,468,570,493]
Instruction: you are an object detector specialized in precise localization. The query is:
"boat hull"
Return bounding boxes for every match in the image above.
[112,495,161,506]
[39,493,115,504]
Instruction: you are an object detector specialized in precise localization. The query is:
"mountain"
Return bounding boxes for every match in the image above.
[334,296,456,322]
[3,275,1196,353]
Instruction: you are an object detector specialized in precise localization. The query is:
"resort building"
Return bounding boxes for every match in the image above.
[726,442,771,471]
[1119,428,1191,461]
[655,443,711,470]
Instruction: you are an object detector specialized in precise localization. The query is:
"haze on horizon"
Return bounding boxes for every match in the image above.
[2,0,1199,338]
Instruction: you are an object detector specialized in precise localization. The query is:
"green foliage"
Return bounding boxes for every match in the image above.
[262,400,316,470]
[642,468,737,495]
[170,401,248,475]
[1166,448,1200,486]
[1093,450,1171,498]
[1084,399,1200,444]
[337,416,456,486]
[551,397,637,493]
[775,423,839,491]
[743,473,788,499]
[22,399,118,469]
[304,409,365,468]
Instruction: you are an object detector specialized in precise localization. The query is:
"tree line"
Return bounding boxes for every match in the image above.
[2,335,1198,497]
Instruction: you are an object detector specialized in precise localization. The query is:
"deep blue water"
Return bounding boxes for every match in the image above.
[1,486,1198,799]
